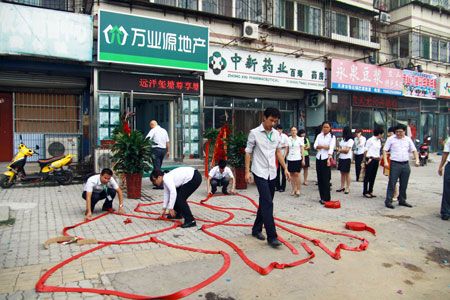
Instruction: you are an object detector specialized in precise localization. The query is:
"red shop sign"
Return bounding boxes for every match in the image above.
[352,94,398,109]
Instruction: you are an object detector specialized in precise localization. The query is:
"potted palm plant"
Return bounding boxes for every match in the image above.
[226,131,247,189]
[111,130,153,199]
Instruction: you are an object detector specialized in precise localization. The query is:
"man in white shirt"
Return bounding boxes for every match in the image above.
[354,129,367,182]
[82,168,124,220]
[207,160,236,195]
[150,167,202,228]
[438,138,450,220]
[245,107,290,248]
[275,124,289,192]
[383,124,419,209]
[146,120,170,189]
[363,128,384,198]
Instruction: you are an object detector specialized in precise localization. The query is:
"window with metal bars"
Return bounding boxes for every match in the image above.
[14,93,81,133]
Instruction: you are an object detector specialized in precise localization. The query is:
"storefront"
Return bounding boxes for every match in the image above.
[329,59,404,138]
[95,10,208,160]
[0,3,92,162]
[437,77,450,151]
[204,46,326,137]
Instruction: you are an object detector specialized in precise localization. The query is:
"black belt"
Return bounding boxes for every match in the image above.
[391,160,409,164]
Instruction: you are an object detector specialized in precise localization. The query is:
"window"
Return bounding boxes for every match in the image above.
[439,40,448,62]
[332,12,348,36]
[10,0,70,11]
[202,0,232,17]
[236,0,266,22]
[298,4,321,35]
[399,34,409,57]
[349,17,370,41]
[274,0,294,30]
[154,0,198,10]
[431,38,439,61]
[390,37,399,58]
[420,35,430,59]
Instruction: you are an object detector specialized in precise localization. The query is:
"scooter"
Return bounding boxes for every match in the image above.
[416,136,431,166]
[0,136,74,188]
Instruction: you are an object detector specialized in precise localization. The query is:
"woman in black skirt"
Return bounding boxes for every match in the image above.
[286,126,304,197]
[337,127,354,194]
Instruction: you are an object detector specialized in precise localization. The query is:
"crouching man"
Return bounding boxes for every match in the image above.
[207,160,236,195]
[83,168,124,220]
[150,167,202,228]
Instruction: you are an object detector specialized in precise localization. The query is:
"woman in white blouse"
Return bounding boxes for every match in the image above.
[337,127,354,194]
[285,126,304,197]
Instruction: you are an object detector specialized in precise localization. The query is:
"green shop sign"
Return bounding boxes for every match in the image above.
[98,10,209,71]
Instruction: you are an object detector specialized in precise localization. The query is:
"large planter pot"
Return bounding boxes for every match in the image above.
[234,167,247,190]
[126,173,142,199]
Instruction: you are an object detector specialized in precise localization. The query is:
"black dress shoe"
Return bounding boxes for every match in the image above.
[279,189,285,192]
[442,215,449,221]
[385,203,395,209]
[222,191,229,195]
[181,221,197,228]
[166,214,182,220]
[363,193,372,198]
[268,239,282,248]
[399,202,412,208]
[369,193,377,198]
[319,200,325,205]
[252,232,266,240]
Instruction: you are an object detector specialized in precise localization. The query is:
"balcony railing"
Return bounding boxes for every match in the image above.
[3,0,83,12]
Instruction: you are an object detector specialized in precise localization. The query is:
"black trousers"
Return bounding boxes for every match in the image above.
[210,177,230,193]
[363,159,379,194]
[316,159,331,201]
[355,154,364,181]
[173,170,202,223]
[82,189,116,212]
[441,163,450,218]
[252,174,277,242]
[152,147,167,171]
[275,161,286,191]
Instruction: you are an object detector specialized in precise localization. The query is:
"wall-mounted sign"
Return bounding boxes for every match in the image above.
[352,94,398,109]
[437,77,450,99]
[98,10,209,71]
[331,59,403,95]
[0,2,93,61]
[98,72,200,95]
[402,70,437,99]
[205,46,326,90]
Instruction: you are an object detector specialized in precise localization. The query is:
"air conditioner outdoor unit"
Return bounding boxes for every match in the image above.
[94,149,113,173]
[45,136,79,163]
[375,12,391,25]
[242,22,259,40]
[307,93,325,108]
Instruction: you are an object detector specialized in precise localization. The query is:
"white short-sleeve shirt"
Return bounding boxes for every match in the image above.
[365,136,382,158]
[444,138,450,162]
[163,167,195,209]
[84,174,119,193]
[146,125,169,148]
[287,136,304,161]
[245,124,282,180]
[209,166,234,180]
[383,135,417,162]
[339,139,354,160]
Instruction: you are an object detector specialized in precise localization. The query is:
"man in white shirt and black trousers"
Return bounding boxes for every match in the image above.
[245,107,290,248]
[150,166,202,228]
[207,159,236,195]
[383,124,419,209]
[146,120,170,189]
[437,137,450,221]
[83,168,124,220]
[363,128,384,198]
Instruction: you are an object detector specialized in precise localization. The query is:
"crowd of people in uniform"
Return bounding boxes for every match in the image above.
[81,109,450,248]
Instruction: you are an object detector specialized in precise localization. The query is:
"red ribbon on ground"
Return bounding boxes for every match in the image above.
[36,193,374,299]
[345,222,376,236]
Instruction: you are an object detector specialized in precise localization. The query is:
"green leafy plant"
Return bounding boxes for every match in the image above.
[111,131,154,174]
[225,131,247,168]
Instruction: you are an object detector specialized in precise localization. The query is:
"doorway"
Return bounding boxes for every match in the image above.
[0,93,13,161]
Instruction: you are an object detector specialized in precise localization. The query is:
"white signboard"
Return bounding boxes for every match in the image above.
[0,2,93,62]
[438,77,450,99]
[205,46,326,90]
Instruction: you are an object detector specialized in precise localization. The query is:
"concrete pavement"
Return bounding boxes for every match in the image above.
[0,155,449,299]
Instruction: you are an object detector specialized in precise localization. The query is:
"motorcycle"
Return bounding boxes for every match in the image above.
[0,136,74,188]
[416,136,431,166]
